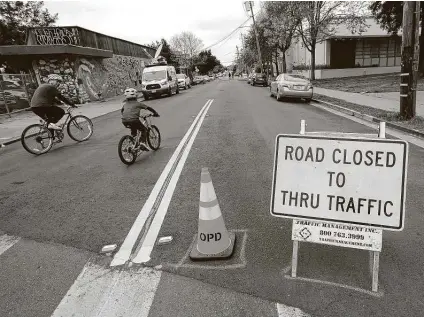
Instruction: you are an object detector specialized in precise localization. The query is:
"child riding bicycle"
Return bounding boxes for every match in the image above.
[121,88,159,151]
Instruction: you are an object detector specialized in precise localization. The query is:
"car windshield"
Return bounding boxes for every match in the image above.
[143,70,167,81]
[284,74,307,82]
[176,74,185,79]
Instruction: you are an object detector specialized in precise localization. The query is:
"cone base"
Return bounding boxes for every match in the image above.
[189,232,236,261]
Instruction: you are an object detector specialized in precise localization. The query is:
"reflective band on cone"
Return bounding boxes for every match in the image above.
[190,168,235,260]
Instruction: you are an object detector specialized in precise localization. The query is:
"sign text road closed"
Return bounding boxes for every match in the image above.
[270,135,408,231]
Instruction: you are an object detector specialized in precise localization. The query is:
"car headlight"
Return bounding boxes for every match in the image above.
[307,84,312,90]
[142,85,146,89]
[160,79,168,85]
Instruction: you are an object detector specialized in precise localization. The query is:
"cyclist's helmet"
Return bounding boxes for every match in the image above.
[47,74,63,82]
[124,88,137,100]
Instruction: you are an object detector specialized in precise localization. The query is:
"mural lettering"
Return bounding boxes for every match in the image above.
[34,28,80,46]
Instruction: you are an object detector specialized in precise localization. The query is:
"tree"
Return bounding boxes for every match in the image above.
[260,1,302,73]
[297,1,368,79]
[193,49,222,74]
[370,1,424,74]
[244,22,274,73]
[170,31,203,68]
[0,1,57,45]
[146,38,180,67]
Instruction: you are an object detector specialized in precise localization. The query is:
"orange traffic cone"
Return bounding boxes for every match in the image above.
[190,167,236,260]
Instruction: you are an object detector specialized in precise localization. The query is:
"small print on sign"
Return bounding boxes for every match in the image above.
[270,135,408,231]
[292,219,382,251]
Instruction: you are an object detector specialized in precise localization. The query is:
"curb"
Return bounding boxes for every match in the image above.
[312,98,424,139]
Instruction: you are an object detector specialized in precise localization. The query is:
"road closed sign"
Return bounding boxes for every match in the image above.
[270,135,408,231]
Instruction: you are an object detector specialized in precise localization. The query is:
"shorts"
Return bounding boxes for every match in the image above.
[32,106,65,124]
[122,119,147,138]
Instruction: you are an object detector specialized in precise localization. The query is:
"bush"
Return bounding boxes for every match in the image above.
[292,64,331,70]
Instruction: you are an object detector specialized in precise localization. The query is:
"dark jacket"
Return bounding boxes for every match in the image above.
[30,84,74,108]
[121,99,158,121]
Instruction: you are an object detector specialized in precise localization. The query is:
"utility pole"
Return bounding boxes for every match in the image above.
[400,1,420,119]
[245,1,263,74]
[236,45,240,74]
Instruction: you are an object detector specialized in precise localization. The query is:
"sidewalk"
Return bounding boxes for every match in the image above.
[0,96,125,146]
[314,87,424,117]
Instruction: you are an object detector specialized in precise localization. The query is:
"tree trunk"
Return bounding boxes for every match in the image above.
[282,51,287,73]
[419,5,424,76]
[310,42,316,80]
[275,51,279,75]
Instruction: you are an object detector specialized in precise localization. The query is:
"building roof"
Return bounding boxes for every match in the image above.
[0,45,113,58]
[25,26,155,59]
[27,26,155,53]
[329,17,403,39]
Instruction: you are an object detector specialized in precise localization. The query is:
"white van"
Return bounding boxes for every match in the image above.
[141,64,179,100]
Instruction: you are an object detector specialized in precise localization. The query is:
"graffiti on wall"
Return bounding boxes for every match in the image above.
[34,27,80,46]
[76,55,147,101]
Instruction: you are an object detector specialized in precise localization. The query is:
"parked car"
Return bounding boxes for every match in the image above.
[251,73,267,86]
[193,76,205,85]
[176,74,191,90]
[269,73,313,103]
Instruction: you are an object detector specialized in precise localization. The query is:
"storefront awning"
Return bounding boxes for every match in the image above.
[0,45,113,58]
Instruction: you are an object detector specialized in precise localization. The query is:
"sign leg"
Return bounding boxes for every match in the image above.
[291,240,299,278]
[372,251,380,292]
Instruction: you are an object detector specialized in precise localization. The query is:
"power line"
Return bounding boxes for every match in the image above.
[202,17,251,51]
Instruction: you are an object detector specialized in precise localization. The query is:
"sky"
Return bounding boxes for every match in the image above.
[43,0,262,66]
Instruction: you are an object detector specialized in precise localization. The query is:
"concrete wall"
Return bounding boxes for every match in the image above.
[290,39,328,68]
[293,66,400,80]
[33,54,149,103]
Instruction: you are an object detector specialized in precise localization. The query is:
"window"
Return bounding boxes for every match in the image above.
[354,37,401,68]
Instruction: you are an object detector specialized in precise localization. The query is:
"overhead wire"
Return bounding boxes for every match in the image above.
[202,17,252,51]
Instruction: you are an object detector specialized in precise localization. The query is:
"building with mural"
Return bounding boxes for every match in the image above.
[0,26,156,103]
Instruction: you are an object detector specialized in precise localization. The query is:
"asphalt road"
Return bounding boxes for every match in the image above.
[1,78,424,316]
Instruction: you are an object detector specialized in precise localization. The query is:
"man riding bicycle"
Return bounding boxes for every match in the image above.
[121,87,159,151]
[30,74,77,130]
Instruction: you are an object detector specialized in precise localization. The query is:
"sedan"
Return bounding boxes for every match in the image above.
[251,73,267,86]
[177,74,191,90]
[270,73,313,103]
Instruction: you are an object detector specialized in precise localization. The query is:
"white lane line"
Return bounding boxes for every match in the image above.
[111,99,213,266]
[311,102,424,149]
[51,263,161,317]
[131,100,213,264]
[0,234,20,256]
[276,303,311,317]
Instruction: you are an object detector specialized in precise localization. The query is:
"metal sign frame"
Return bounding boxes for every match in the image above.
[287,120,399,293]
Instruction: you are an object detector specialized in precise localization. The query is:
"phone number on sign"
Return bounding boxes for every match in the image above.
[319,230,365,240]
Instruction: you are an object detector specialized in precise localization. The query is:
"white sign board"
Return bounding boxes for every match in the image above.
[292,219,382,251]
[270,135,408,231]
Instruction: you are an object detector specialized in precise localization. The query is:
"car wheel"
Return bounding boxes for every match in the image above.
[276,89,283,101]
[168,88,172,97]
[176,87,180,94]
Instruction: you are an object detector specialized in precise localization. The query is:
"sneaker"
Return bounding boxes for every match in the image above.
[47,123,62,130]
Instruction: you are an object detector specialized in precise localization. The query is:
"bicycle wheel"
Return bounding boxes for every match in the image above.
[118,135,137,165]
[21,124,53,155]
[147,125,161,151]
[67,115,93,142]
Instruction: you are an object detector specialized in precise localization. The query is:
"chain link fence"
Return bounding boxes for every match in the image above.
[0,73,38,116]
